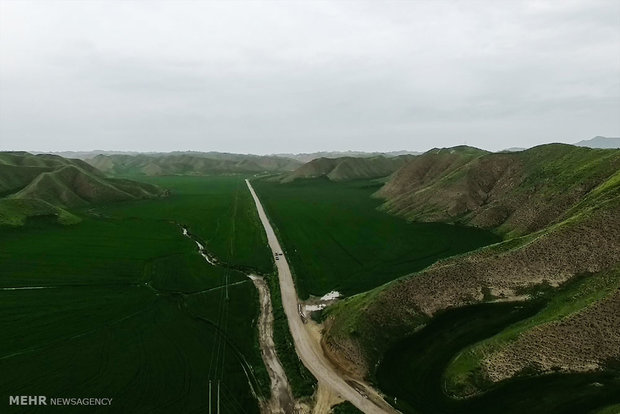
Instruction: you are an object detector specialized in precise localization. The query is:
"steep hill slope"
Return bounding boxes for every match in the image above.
[322,145,620,403]
[379,144,620,236]
[376,146,488,198]
[87,153,301,176]
[0,152,166,225]
[0,152,101,195]
[281,155,414,183]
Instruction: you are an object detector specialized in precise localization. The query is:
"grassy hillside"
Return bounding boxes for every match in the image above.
[444,265,620,397]
[252,177,499,298]
[281,155,413,183]
[0,152,165,225]
[87,152,301,176]
[374,298,620,414]
[322,145,620,412]
[375,145,488,199]
[0,151,99,195]
[379,144,620,236]
[0,198,80,226]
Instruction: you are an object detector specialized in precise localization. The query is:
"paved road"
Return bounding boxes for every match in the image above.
[246,179,396,414]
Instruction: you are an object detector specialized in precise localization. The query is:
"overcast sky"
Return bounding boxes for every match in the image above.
[1,0,619,154]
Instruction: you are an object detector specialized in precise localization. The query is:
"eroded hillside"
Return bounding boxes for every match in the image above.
[322,144,620,402]
[281,155,414,183]
[378,144,620,236]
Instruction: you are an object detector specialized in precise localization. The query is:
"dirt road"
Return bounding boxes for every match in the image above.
[246,179,397,414]
[249,275,296,413]
[181,224,294,412]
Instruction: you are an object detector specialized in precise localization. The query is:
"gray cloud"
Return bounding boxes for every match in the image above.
[0,0,618,153]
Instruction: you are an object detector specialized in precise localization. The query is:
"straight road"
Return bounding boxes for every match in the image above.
[246,179,396,414]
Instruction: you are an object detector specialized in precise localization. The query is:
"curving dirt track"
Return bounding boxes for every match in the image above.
[249,274,296,413]
[246,179,397,414]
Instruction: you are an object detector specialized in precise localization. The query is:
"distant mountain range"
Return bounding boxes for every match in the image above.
[272,150,420,163]
[33,150,143,159]
[0,152,165,226]
[32,137,617,163]
[574,136,620,149]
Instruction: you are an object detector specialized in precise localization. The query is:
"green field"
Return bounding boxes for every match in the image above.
[0,175,272,413]
[252,177,500,298]
[95,175,273,274]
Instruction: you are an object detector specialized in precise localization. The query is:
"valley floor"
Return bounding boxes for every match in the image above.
[247,179,397,414]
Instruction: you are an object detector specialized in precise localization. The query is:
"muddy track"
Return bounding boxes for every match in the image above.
[250,274,296,413]
[180,223,294,412]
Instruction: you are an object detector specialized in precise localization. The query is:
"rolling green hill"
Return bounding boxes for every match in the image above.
[322,144,620,412]
[281,155,414,183]
[11,165,164,208]
[0,151,100,195]
[87,152,302,176]
[0,152,166,225]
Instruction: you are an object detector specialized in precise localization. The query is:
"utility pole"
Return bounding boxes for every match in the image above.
[217,380,221,414]
[208,380,212,414]
[225,274,229,301]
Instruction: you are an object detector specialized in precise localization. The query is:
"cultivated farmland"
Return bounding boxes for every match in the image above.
[252,177,500,298]
[0,175,272,413]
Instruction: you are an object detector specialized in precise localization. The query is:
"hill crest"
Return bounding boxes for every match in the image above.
[87,153,302,176]
[281,155,415,183]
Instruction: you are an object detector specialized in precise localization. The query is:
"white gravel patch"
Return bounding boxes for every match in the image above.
[320,291,342,301]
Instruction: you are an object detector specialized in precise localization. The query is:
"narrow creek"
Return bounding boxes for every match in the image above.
[180,225,295,413]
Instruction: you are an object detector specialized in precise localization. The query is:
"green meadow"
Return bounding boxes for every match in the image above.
[0,175,272,413]
[252,177,500,298]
